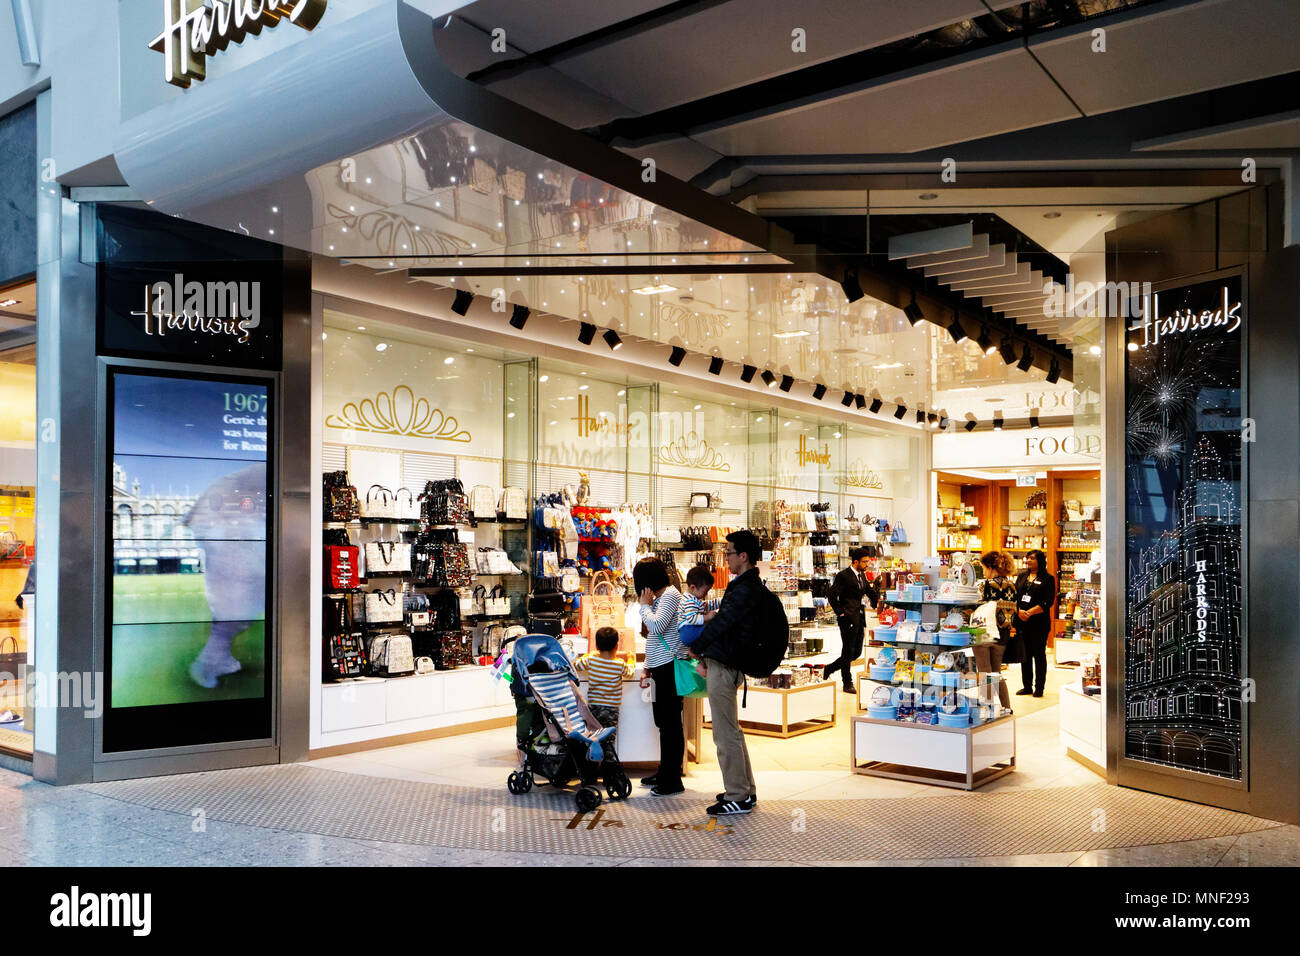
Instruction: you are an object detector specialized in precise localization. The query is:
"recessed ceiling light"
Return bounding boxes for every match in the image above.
[1043,211,1062,219]
[444,356,455,365]
[539,375,549,383]
[919,193,939,200]
[0,299,17,307]
[375,343,388,352]
[356,326,366,331]
[1090,345,1102,355]
[632,284,678,295]
[773,329,810,338]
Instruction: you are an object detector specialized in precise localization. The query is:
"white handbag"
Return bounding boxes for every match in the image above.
[560,567,581,593]
[364,588,403,623]
[368,634,415,675]
[364,540,411,574]
[394,487,419,521]
[414,656,435,675]
[488,585,510,616]
[458,588,475,617]
[361,484,394,519]
[499,486,527,520]
[469,485,497,519]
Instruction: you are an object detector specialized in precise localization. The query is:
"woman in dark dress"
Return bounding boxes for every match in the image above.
[1013,549,1055,698]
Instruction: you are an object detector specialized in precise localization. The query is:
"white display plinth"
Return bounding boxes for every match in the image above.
[1054,637,1099,666]
[704,680,837,738]
[578,678,659,765]
[1059,682,1104,772]
[852,713,1016,790]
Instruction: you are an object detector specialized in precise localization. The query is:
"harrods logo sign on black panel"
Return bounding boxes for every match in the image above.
[1123,273,1244,781]
[150,0,328,87]
[99,261,283,370]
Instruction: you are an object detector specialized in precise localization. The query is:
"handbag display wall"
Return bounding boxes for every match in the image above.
[364,540,411,574]
[323,471,360,522]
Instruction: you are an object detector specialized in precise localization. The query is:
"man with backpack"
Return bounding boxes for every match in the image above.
[689,529,786,816]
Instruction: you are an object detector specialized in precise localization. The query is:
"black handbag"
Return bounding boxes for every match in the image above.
[527,590,566,615]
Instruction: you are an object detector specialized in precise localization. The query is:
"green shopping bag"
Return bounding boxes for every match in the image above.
[658,631,708,698]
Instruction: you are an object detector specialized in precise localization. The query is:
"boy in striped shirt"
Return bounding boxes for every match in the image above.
[574,626,635,746]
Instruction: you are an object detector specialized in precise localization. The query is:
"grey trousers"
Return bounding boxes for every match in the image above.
[706,658,756,802]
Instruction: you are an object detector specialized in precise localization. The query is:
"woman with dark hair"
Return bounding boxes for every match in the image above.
[1013,549,1055,698]
[632,556,685,796]
[973,551,1014,710]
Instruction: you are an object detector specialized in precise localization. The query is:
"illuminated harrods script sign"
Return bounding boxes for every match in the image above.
[129,274,262,344]
[150,0,328,88]
[795,434,831,468]
[1127,285,1242,349]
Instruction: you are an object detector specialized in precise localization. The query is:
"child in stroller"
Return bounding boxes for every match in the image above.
[505,634,633,812]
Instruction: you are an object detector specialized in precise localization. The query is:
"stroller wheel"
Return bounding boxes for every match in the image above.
[575,785,602,813]
[606,772,632,802]
[507,771,532,795]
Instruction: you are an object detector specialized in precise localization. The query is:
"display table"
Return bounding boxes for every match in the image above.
[704,679,837,738]
[1054,636,1099,666]
[1059,682,1104,773]
[851,712,1016,790]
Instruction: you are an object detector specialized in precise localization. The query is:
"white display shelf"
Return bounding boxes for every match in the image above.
[1054,636,1099,666]
[704,680,838,738]
[319,667,514,748]
[1059,683,1104,773]
[852,712,1016,790]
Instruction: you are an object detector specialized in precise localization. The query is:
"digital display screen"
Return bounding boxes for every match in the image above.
[104,368,273,752]
[1123,274,1243,780]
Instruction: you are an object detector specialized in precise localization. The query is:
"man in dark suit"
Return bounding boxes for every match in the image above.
[823,547,880,692]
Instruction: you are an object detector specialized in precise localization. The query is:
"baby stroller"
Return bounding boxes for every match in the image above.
[505,634,632,811]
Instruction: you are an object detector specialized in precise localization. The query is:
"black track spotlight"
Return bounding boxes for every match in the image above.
[812,382,827,400]
[855,393,866,409]
[509,304,530,330]
[577,322,596,345]
[741,364,758,383]
[840,268,864,303]
[916,408,926,425]
[964,417,977,432]
[1017,344,1034,371]
[976,326,994,354]
[993,411,1004,432]
[1029,408,1040,429]
[451,289,474,316]
[709,355,724,375]
[603,329,623,351]
[903,293,924,326]
[1046,359,1062,384]
[929,413,940,429]
[779,374,794,392]
[999,336,1018,364]
[868,396,883,414]
[761,369,777,388]
[841,390,854,407]
[669,345,686,367]
[893,403,907,420]
[939,412,950,430]
[947,312,967,344]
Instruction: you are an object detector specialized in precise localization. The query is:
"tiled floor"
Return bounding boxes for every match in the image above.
[0,700,1293,866]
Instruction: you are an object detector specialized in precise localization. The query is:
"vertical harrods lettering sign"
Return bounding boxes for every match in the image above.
[1123,274,1244,780]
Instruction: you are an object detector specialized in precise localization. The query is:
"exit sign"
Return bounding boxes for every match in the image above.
[1016,474,1038,487]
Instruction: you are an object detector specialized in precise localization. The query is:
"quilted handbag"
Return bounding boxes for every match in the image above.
[368,634,415,676]
[482,623,507,658]
[364,540,411,574]
[414,656,436,675]
[323,471,360,522]
[364,588,403,623]
[488,584,510,616]
[361,484,394,519]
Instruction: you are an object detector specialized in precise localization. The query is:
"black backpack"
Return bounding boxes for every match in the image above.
[734,583,790,678]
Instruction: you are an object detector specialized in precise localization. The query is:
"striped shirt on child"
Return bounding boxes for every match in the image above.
[574,653,633,708]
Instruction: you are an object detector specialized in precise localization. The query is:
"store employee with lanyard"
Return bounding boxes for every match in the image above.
[1013,549,1055,698]
[824,547,879,692]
